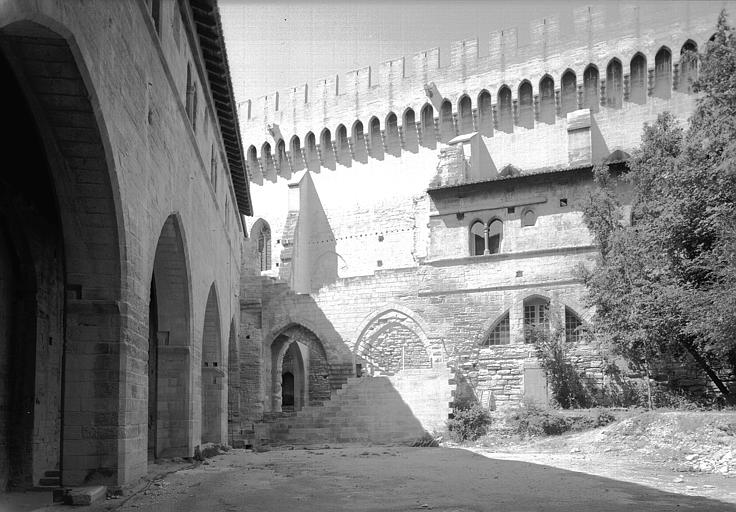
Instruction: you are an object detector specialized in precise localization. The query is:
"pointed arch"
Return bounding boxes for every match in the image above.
[252,218,271,271]
[458,94,473,134]
[385,111,400,155]
[335,124,349,165]
[402,107,418,152]
[201,282,224,443]
[352,120,367,162]
[477,89,493,135]
[497,85,513,133]
[539,74,555,124]
[261,141,273,178]
[654,46,672,99]
[226,317,239,444]
[679,40,698,93]
[481,310,511,346]
[439,99,454,141]
[630,52,647,104]
[606,58,623,108]
[305,131,317,166]
[561,69,577,115]
[420,103,436,147]
[583,64,599,112]
[275,138,286,173]
[517,81,533,129]
[368,116,383,159]
[289,135,303,170]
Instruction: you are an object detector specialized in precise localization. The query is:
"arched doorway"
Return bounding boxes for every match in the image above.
[201,284,224,444]
[270,325,329,412]
[149,215,191,458]
[0,20,122,488]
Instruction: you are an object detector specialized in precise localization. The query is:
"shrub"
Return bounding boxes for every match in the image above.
[447,404,492,442]
[512,404,569,437]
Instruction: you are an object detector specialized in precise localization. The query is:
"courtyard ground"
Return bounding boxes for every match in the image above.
[11,442,735,512]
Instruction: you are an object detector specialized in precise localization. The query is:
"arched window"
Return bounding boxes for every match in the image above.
[561,70,577,115]
[654,47,672,99]
[439,99,454,141]
[458,95,473,134]
[680,40,698,94]
[521,209,536,227]
[497,85,513,133]
[565,307,585,343]
[470,221,485,256]
[483,312,510,346]
[630,53,647,104]
[254,220,272,271]
[518,81,534,129]
[420,103,435,143]
[477,90,492,135]
[335,125,348,164]
[305,132,316,163]
[606,58,623,108]
[583,65,599,112]
[539,75,555,124]
[488,219,502,254]
[523,296,550,343]
[385,112,399,154]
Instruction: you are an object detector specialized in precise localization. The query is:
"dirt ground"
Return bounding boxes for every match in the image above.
[15,443,729,512]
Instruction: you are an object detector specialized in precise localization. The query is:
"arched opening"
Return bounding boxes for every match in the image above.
[261,141,274,179]
[1,21,123,488]
[583,65,599,112]
[275,139,286,174]
[270,325,330,412]
[385,112,400,156]
[290,135,304,171]
[477,90,493,135]
[654,47,672,99]
[305,132,317,169]
[470,220,485,256]
[439,99,454,141]
[680,40,698,93]
[150,215,191,459]
[539,75,555,124]
[521,208,537,227]
[201,284,223,444]
[458,95,473,134]
[482,312,510,346]
[253,219,271,271]
[402,108,419,153]
[226,318,239,445]
[630,53,647,105]
[606,58,623,108]
[497,85,513,133]
[561,69,578,115]
[369,117,383,159]
[517,81,534,129]
[320,128,334,167]
[420,104,436,148]
[352,120,367,162]
[488,219,502,254]
[356,312,432,376]
[335,124,350,166]
[246,145,260,179]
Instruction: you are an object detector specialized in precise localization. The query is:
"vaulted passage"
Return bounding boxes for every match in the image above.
[270,325,330,412]
[0,20,123,487]
[150,216,191,458]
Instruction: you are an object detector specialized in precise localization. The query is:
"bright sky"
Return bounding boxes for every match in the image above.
[219,0,622,104]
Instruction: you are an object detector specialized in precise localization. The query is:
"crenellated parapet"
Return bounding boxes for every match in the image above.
[240,2,729,183]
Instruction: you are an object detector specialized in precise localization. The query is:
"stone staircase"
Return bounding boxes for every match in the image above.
[259,367,453,445]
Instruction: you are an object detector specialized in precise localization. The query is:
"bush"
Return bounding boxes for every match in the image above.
[512,404,569,437]
[511,404,617,437]
[447,404,492,442]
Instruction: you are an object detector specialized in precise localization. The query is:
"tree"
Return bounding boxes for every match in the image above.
[582,11,736,405]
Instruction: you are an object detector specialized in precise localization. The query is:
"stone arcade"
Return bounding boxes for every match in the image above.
[0,0,733,494]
